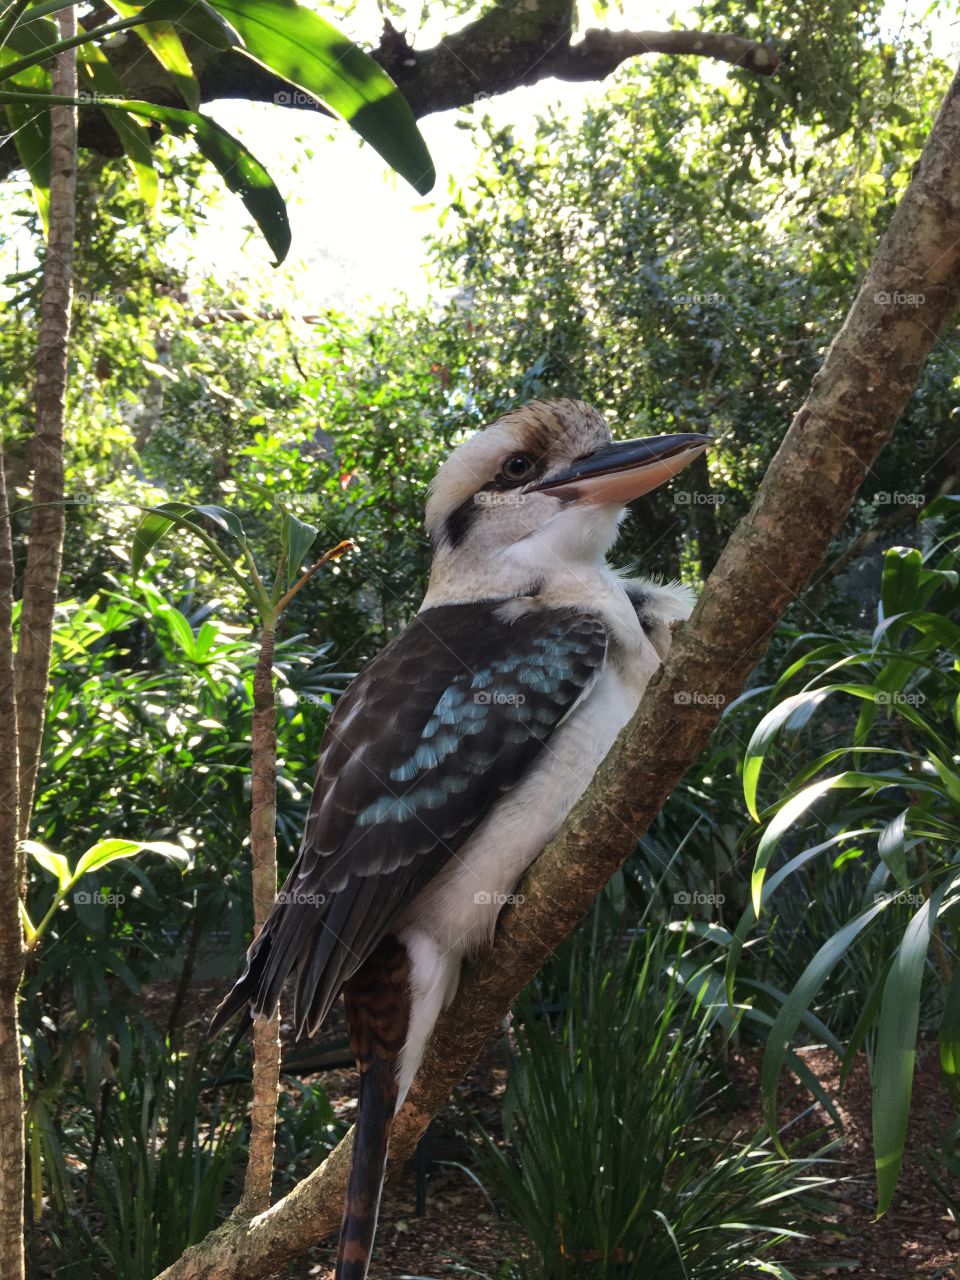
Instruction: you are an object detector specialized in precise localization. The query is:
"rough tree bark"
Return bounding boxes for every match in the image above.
[0,0,777,182]
[238,625,281,1217]
[13,8,77,839]
[152,55,960,1280]
[0,451,25,1280]
[0,19,77,1280]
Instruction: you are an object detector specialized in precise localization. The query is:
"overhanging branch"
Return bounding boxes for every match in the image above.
[155,57,960,1280]
[1,0,779,180]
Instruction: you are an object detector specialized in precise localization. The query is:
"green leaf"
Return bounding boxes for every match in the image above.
[105,0,213,108]
[130,500,246,575]
[138,0,238,47]
[115,99,290,263]
[73,838,143,878]
[207,0,435,195]
[130,500,195,575]
[194,504,247,540]
[839,954,894,1095]
[4,97,50,230]
[873,883,946,1213]
[73,837,188,879]
[724,830,872,1007]
[21,840,71,890]
[877,809,909,889]
[751,771,944,914]
[78,46,157,205]
[939,963,960,1081]
[0,91,291,263]
[761,896,890,1154]
[880,546,922,620]
[281,511,318,587]
[744,688,845,820]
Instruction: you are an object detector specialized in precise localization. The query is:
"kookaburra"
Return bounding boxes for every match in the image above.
[211,399,709,1279]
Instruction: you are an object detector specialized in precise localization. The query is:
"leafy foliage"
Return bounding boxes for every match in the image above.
[476,925,834,1279]
[729,499,960,1211]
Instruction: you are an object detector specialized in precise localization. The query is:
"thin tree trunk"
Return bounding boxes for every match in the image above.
[0,20,76,1277]
[14,7,77,839]
[0,448,24,1280]
[238,626,281,1216]
[154,60,960,1280]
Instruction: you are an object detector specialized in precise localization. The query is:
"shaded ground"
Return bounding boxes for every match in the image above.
[306,1041,960,1279]
[148,982,960,1278]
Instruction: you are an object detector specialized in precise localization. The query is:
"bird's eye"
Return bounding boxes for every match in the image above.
[499,454,535,484]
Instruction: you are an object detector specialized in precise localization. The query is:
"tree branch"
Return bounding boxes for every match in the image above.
[154,55,960,1280]
[0,0,779,180]
[13,8,77,840]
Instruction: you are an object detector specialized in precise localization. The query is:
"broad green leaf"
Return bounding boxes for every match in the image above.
[115,99,290,263]
[21,840,70,889]
[104,0,205,109]
[156,604,197,657]
[281,511,318,587]
[724,830,872,1007]
[744,686,868,820]
[839,954,894,1094]
[880,546,922,620]
[939,963,960,1081]
[873,883,946,1213]
[4,97,50,229]
[929,753,960,807]
[0,91,291,263]
[194,503,247,541]
[78,45,157,205]
[73,838,143,878]
[130,500,195,575]
[1,56,50,229]
[921,494,960,522]
[877,809,909,888]
[131,501,248,575]
[761,896,890,1154]
[751,771,945,914]
[18,900,36,946]
[74,837,188,878]
[873,609,960,654]
[751,776,838,913]
[208,0,435,195]
[137,0,238,48]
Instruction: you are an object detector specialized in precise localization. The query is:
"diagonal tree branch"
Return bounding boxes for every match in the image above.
[154,57,960,1280]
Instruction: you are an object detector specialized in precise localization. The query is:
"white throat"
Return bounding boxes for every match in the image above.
[421,502,625,609]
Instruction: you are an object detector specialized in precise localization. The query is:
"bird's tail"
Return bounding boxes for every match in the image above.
[336,935,410,1280]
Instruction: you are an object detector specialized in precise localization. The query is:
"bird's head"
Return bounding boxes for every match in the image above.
[423,399,709,603]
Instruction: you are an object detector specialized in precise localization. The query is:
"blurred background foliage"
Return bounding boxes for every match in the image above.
[2,0,960,1274]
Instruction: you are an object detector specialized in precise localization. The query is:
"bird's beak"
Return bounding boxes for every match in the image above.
[528,432,712,505]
